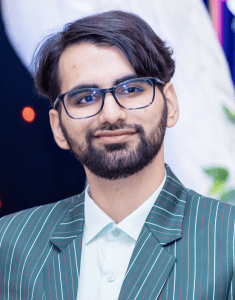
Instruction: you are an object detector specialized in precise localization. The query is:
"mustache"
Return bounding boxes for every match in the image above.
[85,121,144,142]
[97,120,137,131]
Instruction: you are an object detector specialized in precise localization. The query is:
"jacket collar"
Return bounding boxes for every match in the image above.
[50,164,187,250]
[49,192,85,251]
[146,164,187,245]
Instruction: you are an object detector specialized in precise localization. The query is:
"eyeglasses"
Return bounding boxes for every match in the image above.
[54,77,165,119]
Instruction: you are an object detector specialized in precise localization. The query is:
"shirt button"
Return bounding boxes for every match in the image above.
[112,229,120,236]
[107,274,115,282]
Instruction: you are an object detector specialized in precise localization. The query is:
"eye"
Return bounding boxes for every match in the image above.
[124,87,142,94]
[67,90,101,106]
[118,85,143,97]
[80,95,95,104]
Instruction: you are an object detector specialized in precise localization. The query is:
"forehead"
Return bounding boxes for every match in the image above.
[58,42,136,92]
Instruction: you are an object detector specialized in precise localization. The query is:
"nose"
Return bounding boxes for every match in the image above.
[98,92,127,124]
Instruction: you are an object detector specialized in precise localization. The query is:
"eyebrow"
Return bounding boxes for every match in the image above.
[67,74,138,93]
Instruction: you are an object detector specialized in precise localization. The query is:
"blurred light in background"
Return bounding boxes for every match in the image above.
[205,0,235,83]
[209,0,226,46]
[22,106,35,123]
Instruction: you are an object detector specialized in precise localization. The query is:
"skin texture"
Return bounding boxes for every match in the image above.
[49,43,179,223]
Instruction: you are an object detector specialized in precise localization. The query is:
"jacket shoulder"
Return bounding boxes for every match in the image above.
[187,188,235,205]
[185,188,235,220]
[0,192,85,246]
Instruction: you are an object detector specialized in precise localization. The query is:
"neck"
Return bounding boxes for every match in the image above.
[84,147,165,224]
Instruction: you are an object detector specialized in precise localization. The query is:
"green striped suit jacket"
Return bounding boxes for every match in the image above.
[1,164,235,300]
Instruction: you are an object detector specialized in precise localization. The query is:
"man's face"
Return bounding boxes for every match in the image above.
[51,43,173,180]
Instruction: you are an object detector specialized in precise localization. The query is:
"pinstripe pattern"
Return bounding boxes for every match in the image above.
[1,164,235,299]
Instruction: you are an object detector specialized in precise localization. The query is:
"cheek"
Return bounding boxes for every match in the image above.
[69,118,93,131]
[131,109,154,126]
[68,117,98,142]
[80,118,94,130]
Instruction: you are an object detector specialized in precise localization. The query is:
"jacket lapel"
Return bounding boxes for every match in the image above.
[43,164,187,300]
[118,164,188,299]
[43,192,85,300]
[146,164,187,245]
[118,225,176,300]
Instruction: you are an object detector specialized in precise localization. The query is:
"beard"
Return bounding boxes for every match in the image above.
[59,100,167,180]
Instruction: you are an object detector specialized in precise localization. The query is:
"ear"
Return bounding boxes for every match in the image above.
[163,82,179,128]
[49,109,70,150]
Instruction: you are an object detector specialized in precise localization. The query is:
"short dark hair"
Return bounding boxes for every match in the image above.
[33,10,175,109]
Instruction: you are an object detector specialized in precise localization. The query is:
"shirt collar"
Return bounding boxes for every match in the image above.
[84,187,114,245]
[117,172,166,241]
[84,170,166,244]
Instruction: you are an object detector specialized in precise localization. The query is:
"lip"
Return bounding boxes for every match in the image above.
[94,130,136,143]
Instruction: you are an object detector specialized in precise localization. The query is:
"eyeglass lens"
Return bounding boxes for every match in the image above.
[64,79,154,118]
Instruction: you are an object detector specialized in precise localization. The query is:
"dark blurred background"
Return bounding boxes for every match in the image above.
[0,6,86,217]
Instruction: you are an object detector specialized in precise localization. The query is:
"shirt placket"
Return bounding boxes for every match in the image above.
[99,226,128,300]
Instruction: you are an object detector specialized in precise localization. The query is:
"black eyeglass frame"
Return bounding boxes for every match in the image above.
[53,77,165,119]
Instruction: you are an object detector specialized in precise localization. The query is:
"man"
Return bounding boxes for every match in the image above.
[0,10,235,300]
[3,0,235,200]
